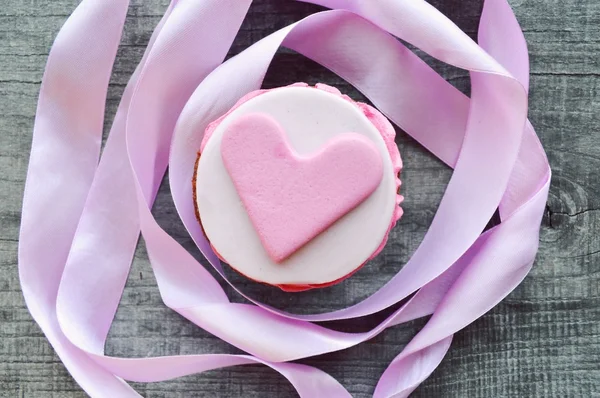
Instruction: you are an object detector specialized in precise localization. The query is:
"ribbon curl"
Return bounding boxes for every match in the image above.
[19,0,550,397]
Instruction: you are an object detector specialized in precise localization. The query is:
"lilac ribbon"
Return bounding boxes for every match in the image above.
[19,0,550,396]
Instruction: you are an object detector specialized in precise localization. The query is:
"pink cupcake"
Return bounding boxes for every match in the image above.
[193,83,403,291]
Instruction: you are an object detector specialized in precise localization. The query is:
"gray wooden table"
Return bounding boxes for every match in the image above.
[1,0,599,397]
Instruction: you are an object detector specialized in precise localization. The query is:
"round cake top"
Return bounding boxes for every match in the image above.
[194,84,402,288]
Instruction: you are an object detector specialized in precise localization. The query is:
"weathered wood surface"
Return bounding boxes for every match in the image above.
[1,0,599,396]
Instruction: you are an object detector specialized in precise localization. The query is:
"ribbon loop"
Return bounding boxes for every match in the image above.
[19,0,550,396]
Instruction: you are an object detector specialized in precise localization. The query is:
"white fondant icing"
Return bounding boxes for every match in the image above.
[195,86,397,285]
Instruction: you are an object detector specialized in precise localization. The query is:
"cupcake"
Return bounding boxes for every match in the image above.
[193,83,403,292]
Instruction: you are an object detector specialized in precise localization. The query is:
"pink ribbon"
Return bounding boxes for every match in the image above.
[19,0,550,396]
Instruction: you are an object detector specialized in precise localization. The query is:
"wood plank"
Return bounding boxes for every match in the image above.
[1,0,598,396]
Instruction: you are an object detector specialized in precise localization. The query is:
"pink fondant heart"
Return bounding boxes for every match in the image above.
[220,113,384,262]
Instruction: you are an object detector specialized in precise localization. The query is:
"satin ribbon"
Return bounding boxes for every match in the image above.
[19,0,550,396]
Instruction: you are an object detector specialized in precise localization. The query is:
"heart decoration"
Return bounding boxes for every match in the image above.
[220,112,384,262]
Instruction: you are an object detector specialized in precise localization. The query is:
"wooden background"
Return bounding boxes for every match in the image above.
[1,0,599,396]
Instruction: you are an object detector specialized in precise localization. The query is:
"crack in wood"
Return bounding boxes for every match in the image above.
[549,207,600,218]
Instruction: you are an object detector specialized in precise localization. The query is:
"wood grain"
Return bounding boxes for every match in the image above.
[1,0,599,397]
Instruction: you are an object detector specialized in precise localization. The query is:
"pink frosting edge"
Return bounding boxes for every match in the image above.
[198,83,403,291]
